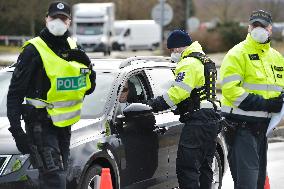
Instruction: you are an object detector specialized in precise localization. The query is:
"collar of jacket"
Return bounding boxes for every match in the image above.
[40,28,69,47]
[245,34,270,52]
[181,41,205,59]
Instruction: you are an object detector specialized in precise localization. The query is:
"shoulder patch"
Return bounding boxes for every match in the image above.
[248,54,260,60]
[175,72,185,82]
[80,68,90,75]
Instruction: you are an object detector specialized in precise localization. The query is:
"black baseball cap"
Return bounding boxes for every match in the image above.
[249,10,272,27]
[47,1,71,19]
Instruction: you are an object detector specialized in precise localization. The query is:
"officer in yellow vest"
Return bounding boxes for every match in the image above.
[146,30,221,189]
[220,10,284,189]
[7,1,96,189]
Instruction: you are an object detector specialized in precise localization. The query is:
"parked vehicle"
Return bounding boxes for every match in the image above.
[112,20,161,51]
[72,3,115,55]
[0,57,228,189]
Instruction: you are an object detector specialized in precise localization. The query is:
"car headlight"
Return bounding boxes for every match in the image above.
[101,36,107,43]
[1,154,29,176]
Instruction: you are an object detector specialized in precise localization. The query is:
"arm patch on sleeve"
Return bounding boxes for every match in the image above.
[175,72,185,82]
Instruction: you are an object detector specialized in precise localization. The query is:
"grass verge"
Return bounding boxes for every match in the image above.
[0,45,21,54]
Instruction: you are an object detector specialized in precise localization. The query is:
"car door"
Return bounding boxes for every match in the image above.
[115,72,169,189]
[145,67,184,188]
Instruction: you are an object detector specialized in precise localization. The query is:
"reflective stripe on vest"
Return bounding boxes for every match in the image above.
[51,109,81,123]
[163,93,176,107]
[221,105,272,118]
[221,74,243,86]
[26,98,83,109]
[171,81,193,94]
[243,83,283,92]
[233,92,249,107]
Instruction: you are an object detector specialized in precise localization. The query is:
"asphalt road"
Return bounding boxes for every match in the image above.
[222,141,284,189]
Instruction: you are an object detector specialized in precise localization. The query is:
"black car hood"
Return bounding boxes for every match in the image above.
[0,117,20,154]
[0,116,103,155]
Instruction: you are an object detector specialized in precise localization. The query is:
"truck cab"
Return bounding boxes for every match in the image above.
[72,3,114,55]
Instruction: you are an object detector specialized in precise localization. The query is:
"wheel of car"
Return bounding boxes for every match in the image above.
[103,49,111,56]
[81,164,102,189]
[119,44,126,51]
[150,44,157,51]
[212,151,223,189]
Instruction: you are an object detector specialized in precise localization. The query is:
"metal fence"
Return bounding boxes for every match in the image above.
[0,36,32,46]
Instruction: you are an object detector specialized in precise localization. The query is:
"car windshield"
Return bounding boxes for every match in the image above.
[76,23,104,35]
[0,70,116,118]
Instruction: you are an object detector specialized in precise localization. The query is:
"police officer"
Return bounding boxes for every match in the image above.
[146,30,221,189]
[220,10,284,189]
[7,1,96,189]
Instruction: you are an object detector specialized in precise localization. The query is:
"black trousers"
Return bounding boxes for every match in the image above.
[26,119,71,189]
[176,109,220,189]
[226,126,267,189]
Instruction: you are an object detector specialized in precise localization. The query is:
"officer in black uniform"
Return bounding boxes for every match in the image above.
[146,30,221,189]
[7,1,96,189]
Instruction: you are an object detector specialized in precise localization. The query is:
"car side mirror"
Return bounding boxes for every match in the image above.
[123,103,156,130]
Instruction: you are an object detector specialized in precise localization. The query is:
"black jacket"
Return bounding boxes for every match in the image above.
[7,28,96,129]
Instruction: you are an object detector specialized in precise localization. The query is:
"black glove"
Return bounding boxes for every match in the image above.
[146,96,170,113]
[8,127,31,154]
[63,49,91,67]
[266,95,284,113]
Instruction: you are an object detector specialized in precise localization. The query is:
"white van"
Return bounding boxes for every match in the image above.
[112,20,161,51]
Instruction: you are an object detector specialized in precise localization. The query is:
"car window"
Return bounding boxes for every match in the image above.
[145,68,175,97]
[81,71,117,118]
[117,73,150,114]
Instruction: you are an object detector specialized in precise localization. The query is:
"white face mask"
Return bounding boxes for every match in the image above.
[171,52,181,63]
[47,18,68,36]
[250,27,270,44]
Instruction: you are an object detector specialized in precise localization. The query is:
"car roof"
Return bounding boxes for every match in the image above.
[1,56,175,73]
[92,56,175,71]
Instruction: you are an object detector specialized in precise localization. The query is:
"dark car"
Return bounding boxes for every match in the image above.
[0,56,228,189]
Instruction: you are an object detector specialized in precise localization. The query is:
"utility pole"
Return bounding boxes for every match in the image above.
[159,0,165,54]
[185,0,194,31]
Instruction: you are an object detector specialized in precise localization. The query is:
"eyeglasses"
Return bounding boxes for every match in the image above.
[122,87,128,92]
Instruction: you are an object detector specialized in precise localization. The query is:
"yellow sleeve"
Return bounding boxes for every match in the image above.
[220,52,248,107]
[163,59,204,107]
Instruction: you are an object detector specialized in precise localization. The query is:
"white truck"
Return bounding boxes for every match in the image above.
[72,3,115,55]
[112,20,161,51]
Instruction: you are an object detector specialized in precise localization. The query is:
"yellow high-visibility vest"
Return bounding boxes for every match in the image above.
[24,37,91,127]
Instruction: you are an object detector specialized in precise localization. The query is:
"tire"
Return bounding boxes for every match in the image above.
[212,150,223,189]
[103,50,111,56]
[119,44,126,51]
[81,164,102,189]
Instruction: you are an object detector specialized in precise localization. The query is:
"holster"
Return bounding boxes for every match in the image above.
[29,144,44,170]
[28,121,45,170]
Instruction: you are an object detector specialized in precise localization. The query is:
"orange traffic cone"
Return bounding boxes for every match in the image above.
[264,175,270,189]
[100,168,113,189]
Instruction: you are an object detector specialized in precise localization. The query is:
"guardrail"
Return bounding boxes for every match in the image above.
[0,35,32,46]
